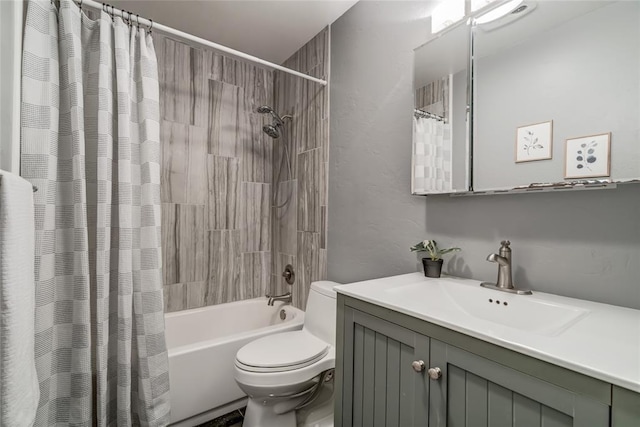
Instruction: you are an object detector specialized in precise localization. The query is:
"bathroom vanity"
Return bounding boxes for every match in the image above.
[334,273,640,426]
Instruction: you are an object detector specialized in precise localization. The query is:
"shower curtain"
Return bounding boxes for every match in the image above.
[20,0,170,425]
[412,115,453,193]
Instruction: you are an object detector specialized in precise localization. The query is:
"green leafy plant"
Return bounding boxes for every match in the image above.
[410,240,461,261]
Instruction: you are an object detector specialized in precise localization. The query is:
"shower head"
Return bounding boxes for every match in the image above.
[257,105,284,126]
[263,124,281,139]
[257,105,274,114]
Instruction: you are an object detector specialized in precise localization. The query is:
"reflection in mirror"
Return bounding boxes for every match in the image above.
[412,23,470,194]
[473,0,640,191]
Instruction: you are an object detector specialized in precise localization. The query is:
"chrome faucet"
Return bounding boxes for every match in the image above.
[480,241,532,295]
[266,292,292,306]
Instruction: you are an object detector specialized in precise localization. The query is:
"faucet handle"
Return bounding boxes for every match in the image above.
[500,240,511,247]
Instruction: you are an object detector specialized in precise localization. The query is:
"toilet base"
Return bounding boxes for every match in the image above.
[241,382,334,427]
[242,399,296,427]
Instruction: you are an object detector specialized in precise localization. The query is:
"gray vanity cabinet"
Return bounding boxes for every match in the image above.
[429,339,609,427]
[339,306,430,427]
[335,295,627,427]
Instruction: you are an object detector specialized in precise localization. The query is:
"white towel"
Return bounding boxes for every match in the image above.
[0,170,39,426]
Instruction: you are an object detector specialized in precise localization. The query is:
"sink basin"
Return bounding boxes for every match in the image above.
[385,280,590,337]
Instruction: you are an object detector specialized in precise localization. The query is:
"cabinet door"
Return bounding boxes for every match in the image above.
[341,307,430,427]
[429,339,610,427]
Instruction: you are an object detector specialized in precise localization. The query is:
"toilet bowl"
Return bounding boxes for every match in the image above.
[234,281,338,427]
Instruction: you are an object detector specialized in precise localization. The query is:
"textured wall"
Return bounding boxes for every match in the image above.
[272,28,330,308]
[328,1,433,284]
[328,1,640,309]
[157,35,274,312]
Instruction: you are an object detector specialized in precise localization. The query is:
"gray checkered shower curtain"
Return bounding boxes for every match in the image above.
[20,0,170,425]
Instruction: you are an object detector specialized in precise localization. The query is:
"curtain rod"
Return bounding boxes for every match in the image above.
[74,0,328,86]
[414,109,445,122]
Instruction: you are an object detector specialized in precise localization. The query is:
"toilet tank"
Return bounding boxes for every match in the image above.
[303,281,339,346]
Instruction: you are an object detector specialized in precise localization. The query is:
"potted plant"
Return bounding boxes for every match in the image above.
[410,240,461,278]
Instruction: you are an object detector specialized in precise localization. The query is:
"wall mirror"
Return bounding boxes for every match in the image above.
[473,0,640,192]
[412,22,471,195]
[412,0,640,195]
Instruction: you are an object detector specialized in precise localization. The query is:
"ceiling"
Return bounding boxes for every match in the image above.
[110,0,359,65]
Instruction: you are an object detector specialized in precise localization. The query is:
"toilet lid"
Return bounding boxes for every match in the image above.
[235,331,329,373]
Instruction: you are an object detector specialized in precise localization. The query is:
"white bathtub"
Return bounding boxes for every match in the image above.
[165,298,305,426]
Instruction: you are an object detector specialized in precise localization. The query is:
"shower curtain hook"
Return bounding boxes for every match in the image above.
[78,0,82,12]
[147,19,153,35]
[136,14,140,30]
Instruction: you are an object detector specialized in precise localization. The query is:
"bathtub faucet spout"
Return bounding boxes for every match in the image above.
[266,292,292,306]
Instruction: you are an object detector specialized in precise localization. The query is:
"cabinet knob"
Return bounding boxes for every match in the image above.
[411,360,425,372]
[427,367,442,380]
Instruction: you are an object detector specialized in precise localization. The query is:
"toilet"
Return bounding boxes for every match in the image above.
[234,281,338,427]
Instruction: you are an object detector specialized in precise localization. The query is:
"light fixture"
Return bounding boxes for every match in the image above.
[431,0,466,34]
[470,0,499,13]
[474,0,525,24]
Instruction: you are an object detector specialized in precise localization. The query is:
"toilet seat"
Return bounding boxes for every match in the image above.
[235,331,329,373]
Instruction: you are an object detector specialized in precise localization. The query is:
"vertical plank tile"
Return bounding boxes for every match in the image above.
[206,155,240,230]
[208,79,243,157]
[161,203,178,285]
[320,205,327,249]
[162,38,205,126]
[186,126,208,205]
[274,180,297,255]
[298,148,321,232]
[177,204,206,283]
[241,252,271,299]
[242,112,272,183]
[161,122,208,205]
[160,121,188,204]
[241,183,271,252]
[185,281,206,309]
[319,248,327,279]
[296,231,320,308]
[206,230,241,305]
[163,282,185,313]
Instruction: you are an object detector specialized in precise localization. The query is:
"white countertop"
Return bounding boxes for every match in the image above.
[335,272,640,393]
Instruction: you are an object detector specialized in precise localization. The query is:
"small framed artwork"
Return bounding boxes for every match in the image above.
[515,120,553,162]
[564,132,611,179]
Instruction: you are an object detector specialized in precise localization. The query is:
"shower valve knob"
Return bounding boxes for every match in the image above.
[283,264,295,285]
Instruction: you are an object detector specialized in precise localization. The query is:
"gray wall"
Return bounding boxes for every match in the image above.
[328,1,433,283]
[328,1,640,309]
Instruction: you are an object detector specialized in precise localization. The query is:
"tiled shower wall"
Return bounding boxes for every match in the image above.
[415,78,449,120]
[157,27,329,312]
[272,28,330,308]
[157,34,275,312]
